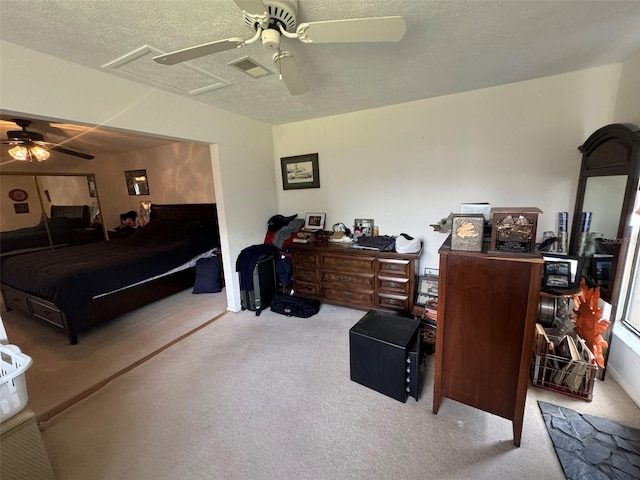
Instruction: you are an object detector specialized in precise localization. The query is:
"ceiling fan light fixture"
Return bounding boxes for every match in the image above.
[8,143,50,162]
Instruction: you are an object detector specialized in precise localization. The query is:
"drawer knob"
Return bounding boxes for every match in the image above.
[339,260,352,265]
[387,281,401,288]
[342,291,353,297]
[339,275,351,282]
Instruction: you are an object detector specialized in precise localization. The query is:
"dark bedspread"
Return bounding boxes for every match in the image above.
[0,220,218,315]
[0,216,87,253]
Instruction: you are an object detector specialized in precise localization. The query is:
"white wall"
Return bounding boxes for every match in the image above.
[608,48,640,407]
[0,40,276,312]
[92,142,215,228]
[614,49,640,126]
[273,65,621,272]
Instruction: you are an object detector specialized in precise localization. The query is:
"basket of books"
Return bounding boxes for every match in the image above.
[530,325,598,401]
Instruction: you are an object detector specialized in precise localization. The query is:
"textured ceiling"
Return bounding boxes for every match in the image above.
[1,0,640,152]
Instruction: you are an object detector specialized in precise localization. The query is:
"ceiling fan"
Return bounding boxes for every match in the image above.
[153,0,407,96]
[1,119,95,161]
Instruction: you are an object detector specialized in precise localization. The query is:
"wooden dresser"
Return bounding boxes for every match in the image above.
[292,243,420,315]
[433,239,543,447]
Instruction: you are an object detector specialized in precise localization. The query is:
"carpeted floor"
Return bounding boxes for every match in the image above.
[37,303,640,480]
[538,400,640,479]
[1,288,228,421]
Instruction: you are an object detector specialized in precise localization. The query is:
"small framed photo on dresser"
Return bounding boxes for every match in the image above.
[415,275,438,305]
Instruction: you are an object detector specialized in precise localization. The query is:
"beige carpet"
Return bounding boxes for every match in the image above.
[39,304,640,480]
[1,288,228,421]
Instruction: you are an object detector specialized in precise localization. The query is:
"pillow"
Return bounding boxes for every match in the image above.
[192,256,222,294]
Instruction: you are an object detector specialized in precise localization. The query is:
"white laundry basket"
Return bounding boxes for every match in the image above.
[0,345,33,423]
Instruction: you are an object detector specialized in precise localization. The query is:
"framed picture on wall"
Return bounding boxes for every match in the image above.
[125,169,150,196]
[280,153,320,190]
[87,175,97,198]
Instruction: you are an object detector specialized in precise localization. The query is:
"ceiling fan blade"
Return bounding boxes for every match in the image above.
[274,52,308,96]
[233,0,267,15]
[153,38,245,65]
[49,145,95,160]
[297,16,407,44]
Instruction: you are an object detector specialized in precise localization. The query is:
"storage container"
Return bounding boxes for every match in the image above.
[0,345,33,423]
[530,335,597,401]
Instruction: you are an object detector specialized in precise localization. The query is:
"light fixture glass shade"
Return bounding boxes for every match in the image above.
[8,145,28,161]
[30,145,50,161]
[7,143,50,162]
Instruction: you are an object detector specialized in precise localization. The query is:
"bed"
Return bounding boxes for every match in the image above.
[1,203,221,344]
[0,205,93,254]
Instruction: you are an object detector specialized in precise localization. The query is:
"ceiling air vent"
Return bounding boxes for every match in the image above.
[229,57,273,78]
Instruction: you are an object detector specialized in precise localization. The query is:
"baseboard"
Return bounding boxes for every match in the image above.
[607,324,640,408]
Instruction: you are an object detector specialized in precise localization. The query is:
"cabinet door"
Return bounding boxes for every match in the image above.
[438,254,539,420]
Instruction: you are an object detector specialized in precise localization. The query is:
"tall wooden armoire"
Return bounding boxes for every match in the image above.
[433,239,543,446]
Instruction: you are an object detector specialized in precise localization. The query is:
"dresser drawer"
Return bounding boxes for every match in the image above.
[2,287,30,312]
[294,266,319,283]
[322,271,374,289]
[377,276,410,295]
[323,287,373,308]
[294,281,320,297]
[376,293,410,312]
[293,251,320,268]
[322,254,375,272]
[28,298,65,328]
[377,258,412,278]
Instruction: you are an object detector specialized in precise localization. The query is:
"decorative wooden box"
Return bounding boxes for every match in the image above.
[489,207,542,256]
[451,214,484,251]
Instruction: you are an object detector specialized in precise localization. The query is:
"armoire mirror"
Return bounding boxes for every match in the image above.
[570,123,640,304]
[569,123,640,375]
[0,172,107,254]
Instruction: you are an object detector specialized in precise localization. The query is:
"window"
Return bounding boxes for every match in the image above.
[621,222,640,336]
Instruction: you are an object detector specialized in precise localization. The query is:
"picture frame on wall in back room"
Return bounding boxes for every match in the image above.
[280,153,320,190]
[125,169,150,196]
[87,175,97,198]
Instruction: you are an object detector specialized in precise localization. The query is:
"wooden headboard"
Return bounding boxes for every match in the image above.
[50,205,91,227]
[150,203,220,247]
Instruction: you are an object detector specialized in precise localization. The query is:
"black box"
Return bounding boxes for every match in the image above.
[349,310,421,402]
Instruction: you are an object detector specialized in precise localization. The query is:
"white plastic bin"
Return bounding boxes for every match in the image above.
[0,345,33,423]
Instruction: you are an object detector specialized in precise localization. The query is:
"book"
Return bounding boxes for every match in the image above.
[533,324,555,385]
[563,336,586,391]
[573,335,598,393]
[534,323,554,355]
[552,335,581,386]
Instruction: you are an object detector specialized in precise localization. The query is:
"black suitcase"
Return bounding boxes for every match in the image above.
[240,254,276,316]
